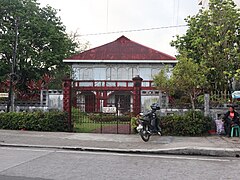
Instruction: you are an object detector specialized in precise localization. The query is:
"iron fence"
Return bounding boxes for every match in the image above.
[72,107,132,134]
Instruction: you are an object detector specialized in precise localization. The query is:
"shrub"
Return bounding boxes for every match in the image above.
[0,111,68,132]
[72,107,88,124]
[161,111,212,136]
[130,117,138,133]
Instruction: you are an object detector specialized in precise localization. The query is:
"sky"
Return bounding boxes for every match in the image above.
[38,0,200,57]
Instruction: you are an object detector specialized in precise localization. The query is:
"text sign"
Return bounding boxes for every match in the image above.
[0,93,8,98]
[102,107,116,113]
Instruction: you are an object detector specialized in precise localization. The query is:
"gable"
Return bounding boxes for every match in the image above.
[64,35,177,63]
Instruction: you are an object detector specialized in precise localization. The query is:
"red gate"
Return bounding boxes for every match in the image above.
[63,76,156,133]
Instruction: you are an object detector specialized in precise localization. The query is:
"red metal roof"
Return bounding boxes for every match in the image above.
[66,35,176,61]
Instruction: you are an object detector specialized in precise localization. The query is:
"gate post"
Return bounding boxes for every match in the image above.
[63,78,73,131]
[204,93,210,117]
[132,75,143,116]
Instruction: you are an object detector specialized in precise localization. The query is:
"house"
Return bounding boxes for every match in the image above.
[63,35,177,114]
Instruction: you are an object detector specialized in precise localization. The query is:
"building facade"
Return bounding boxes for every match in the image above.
[63,36,177,114]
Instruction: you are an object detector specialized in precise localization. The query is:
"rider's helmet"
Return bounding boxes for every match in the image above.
[150,103,160,110]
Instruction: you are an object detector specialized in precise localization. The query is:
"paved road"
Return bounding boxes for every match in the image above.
[1,146,240,180]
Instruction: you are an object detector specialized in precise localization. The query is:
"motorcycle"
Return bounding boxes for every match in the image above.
[136,103,161,142]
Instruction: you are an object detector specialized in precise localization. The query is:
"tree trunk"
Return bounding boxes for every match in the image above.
[189,93,196,120]
[189,93,195,111]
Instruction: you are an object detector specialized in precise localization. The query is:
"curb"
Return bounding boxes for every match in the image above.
[1,143,240,157]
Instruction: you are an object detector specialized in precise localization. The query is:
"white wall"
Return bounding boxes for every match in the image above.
[71,63,173,81]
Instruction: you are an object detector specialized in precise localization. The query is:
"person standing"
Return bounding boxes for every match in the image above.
[222,105,239,137]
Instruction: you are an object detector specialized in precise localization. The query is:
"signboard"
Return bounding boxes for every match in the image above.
[0,93,8,98]
[102,107,116,113]
[48,94,63,109]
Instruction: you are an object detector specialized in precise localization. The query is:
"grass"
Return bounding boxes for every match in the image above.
[72,110,131,133]
[74,122,99,133]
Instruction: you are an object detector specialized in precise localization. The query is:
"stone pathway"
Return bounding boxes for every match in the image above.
[93,124,131,134]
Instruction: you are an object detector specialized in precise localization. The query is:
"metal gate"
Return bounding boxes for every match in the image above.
[63,77,153,134]
[72,91,132,134]
[72,110,132,134]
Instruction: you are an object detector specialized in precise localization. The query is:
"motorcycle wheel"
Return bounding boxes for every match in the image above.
[140,125,151,142]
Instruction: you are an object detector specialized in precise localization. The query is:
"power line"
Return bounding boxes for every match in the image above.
[79,24,187,37]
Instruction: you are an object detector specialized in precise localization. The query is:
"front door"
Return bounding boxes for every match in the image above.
[115,94,131,114]
[85,93,95,112]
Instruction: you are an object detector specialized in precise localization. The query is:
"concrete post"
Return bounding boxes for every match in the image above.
[159,90,163,108]
[204,93,210,117]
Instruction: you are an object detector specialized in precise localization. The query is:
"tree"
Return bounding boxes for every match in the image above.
[68,29,90,54]
[171,0,240,92]
[154,54,208,110]
[153,66,174,94]
[47,30,90,89]
[171,55,208,110]
[0,0,77,94]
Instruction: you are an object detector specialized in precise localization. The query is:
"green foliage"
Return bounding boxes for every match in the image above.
[154,55,207,110]
[171,55,208,92]
[153,66,173,93]
[0,111,68,131]
[130,117,137,128]
[0,0,78,92]
[161,111,212,136]
[71,107,88,123]
[130,117,138,133]
[171,0,240,92]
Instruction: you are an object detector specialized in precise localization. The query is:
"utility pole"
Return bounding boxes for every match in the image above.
[7,18,19,112]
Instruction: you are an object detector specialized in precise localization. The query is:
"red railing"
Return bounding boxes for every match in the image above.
[73,80,155,90]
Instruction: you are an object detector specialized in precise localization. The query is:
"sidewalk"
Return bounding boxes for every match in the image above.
[0,129,240,157]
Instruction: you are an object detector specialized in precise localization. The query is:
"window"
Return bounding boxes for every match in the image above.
[79,68,93,80]
[139,67,151,80]
[94,68,106,80]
